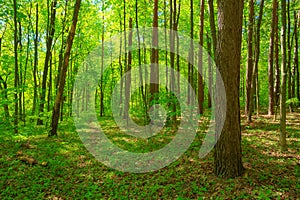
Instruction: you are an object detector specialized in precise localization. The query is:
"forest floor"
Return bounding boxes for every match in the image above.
[0,110,299,199]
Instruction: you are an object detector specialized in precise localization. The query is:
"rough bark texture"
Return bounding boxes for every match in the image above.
[214,0,244,178]
[50,0,81,136]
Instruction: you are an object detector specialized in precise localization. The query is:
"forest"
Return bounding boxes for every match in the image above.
[0,0,299,199]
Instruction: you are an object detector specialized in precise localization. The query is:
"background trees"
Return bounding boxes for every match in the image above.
[0,0,299,178]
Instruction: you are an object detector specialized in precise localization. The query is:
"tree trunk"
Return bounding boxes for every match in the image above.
[294,11,299,101]
[248,0,265,122]
[268,0,277,116]
[13,0,19,134]
[279,0,287,151]
[49,0,81,136]
[0,76,10,118]
[197,0,204,114]
[38,0,57,125]
[214,0,244,178]
[245,0,254,118]
[274,2,280,108]
[124,18,133,123]
[32,3,39,116]
[207,33,213,108]
[150,0,159,104]
[287,0,292,102]
[208,0,217,57]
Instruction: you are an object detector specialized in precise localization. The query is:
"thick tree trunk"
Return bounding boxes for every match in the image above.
[49,0,81,136]
[268,0,277,116]
[214,0,244,178]
[38,0,57,125]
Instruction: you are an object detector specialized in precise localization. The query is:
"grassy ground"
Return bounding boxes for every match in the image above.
[0,111,299,199]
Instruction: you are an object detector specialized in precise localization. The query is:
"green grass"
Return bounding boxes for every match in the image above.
[0,111,299,199]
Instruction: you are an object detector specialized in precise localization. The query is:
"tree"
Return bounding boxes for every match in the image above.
[267,0,278,116]
[37,0,57,125]
[150,0,159,104]
[245,0,254,118]
[50,0,82,136]
[13,0,19,134]
[279,0,287,151]
[197,0,204,114]
[247,0,265,122]
[214,0,244,178]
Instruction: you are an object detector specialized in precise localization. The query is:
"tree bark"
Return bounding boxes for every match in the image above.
[49,0,81,136]
[214,0,244,178]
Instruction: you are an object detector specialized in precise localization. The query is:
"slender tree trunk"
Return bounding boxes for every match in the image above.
[150,0,159,104]
[245,0,254,118]
[13,0,19,134]
[135,0,147,114]
[268,0,277,116]
[38,0,57,125]
[0,76,10,118]
[100,8,104,117]
[207,33,213,108]
[124,18,133,123]
[248,0,265,121]
[208,0,217,57]
[280,0,287,151]
[0,28,10,118]
[197,0,204,114]
[294,11,299,101]
[49,0,81,136]
[274,2,280,108]
[214,0,244,178]
[32,3,39,116]
[287,0,292,101]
